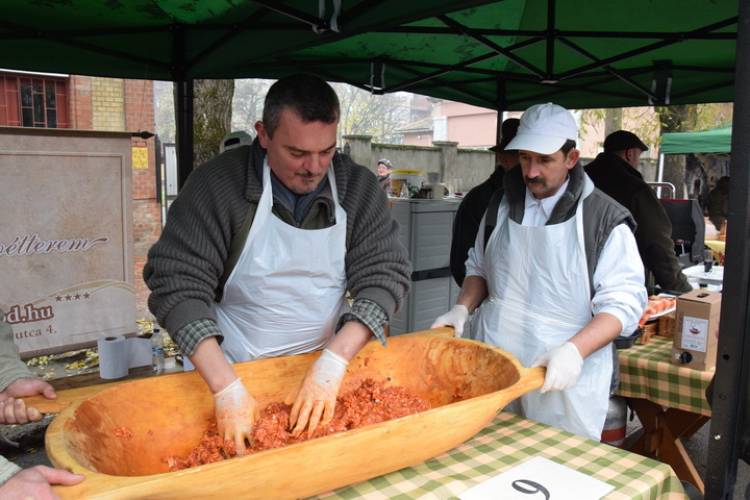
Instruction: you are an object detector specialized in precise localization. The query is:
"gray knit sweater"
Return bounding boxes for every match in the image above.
[0,456,21,487]
[0,310,34,395]
[143,140,411,346]
[0,311,27,485]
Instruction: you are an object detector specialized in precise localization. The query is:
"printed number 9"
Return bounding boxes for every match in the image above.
[512,479,551,499]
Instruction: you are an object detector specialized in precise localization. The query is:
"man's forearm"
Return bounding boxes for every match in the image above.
[326,321,372,362]
[457,275,489,313]
[189,336,238,393]
[568,312,622,358]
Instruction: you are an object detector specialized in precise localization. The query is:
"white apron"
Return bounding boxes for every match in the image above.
[470,181,611,440]
[212,160,349,363]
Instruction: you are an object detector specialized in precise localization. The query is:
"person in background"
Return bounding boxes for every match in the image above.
[220,130,254,153]
[432,103,647,440]
[0,309,84,497]
[585,130,692,295]
[377,158,393,192]
[706,175,730,232]
[0,309,57,424]
[450,118,520,286]
[144,74,411,455]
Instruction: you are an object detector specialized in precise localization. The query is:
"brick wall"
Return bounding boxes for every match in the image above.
[69,76,93,130]
[68,75,160,319]
[124,79,160,319]
[92,78,125,131]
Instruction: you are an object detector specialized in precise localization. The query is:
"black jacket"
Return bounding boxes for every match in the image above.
[585,152,692,294]
[450,168,505,286]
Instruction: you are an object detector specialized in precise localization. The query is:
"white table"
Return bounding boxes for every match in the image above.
[683,264,723,287]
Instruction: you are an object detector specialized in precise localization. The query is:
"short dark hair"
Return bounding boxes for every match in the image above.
[262,74,340,138]
[560,139,577,157]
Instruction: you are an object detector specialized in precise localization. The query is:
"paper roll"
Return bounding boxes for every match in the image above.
[127,337,152,368]
[98,335,129,379]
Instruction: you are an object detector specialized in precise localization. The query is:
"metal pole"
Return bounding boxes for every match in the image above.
[704,0,750,496]
[175,79,194,190]
[495,78,507,146]
[154,134,163,208]
[657,153,665,198]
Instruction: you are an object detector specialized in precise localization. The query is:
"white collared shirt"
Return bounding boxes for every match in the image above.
[521,179,570,227]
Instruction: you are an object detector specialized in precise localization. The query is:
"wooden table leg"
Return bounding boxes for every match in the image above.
[625,397,709,494]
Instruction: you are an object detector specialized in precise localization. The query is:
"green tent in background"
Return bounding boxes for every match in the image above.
[661,126,733,155]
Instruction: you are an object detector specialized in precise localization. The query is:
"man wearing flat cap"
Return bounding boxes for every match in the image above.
[450,118,520,286]
[434,103,646,440]
[585,130,692,294]
[376,158,393,192]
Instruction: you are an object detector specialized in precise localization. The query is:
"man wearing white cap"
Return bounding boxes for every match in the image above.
[432,103,647,440]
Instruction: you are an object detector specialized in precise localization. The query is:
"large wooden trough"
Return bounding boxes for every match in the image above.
[42,330,544,499]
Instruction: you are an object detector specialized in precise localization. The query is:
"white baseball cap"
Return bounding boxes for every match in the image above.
[220,130,253,153]
[504,103,577,155]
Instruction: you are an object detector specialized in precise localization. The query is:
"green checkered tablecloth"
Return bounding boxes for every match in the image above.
[617,336,714,417]
[311,411,688,500]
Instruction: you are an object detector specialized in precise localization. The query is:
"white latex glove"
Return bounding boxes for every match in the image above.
[531,342,584,393]
[430,305,469,337]
[286,349,348,438]
[213,378,260,455]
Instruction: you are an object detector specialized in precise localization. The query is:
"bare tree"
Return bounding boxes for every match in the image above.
[331,83,410,144]
[656,105,699,199]
[232,79,274,134]
[154,81,175,143]
[192,79,235,168]
[228,79,411,146]
[579,107,661,149]
[656,103,733,200]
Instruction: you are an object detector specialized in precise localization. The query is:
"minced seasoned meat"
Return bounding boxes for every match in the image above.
[166,378,431,471]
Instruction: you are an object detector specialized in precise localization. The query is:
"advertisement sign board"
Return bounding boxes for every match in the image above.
[0,128,135,358]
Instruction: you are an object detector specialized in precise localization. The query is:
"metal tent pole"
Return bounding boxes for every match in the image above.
[704,0,750,496]
[495,78,507,146]
[175,78,194,190]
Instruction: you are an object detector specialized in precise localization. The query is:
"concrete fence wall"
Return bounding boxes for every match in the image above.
[343,135,658,195]
[343,134,495,192]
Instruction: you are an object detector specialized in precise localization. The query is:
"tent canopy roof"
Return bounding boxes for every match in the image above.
[661,126,733,154]
[0,0,739,111]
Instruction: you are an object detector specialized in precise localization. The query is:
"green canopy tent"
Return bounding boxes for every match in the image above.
[662,127,733,155]
[657,127,732,199]
[1,0,750,496]
[0,0,738,111]
[0,0,739,184]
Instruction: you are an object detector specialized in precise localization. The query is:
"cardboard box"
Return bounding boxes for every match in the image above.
[671,289,721,371]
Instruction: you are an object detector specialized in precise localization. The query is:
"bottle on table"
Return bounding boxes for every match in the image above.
[151,327,165,372]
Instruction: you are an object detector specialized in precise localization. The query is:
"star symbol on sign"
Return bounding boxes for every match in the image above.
[65,295,72,301]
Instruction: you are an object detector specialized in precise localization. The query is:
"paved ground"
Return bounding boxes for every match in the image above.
[625,416,750,499]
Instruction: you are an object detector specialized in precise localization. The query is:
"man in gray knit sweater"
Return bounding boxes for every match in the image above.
[144,74,411,454]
